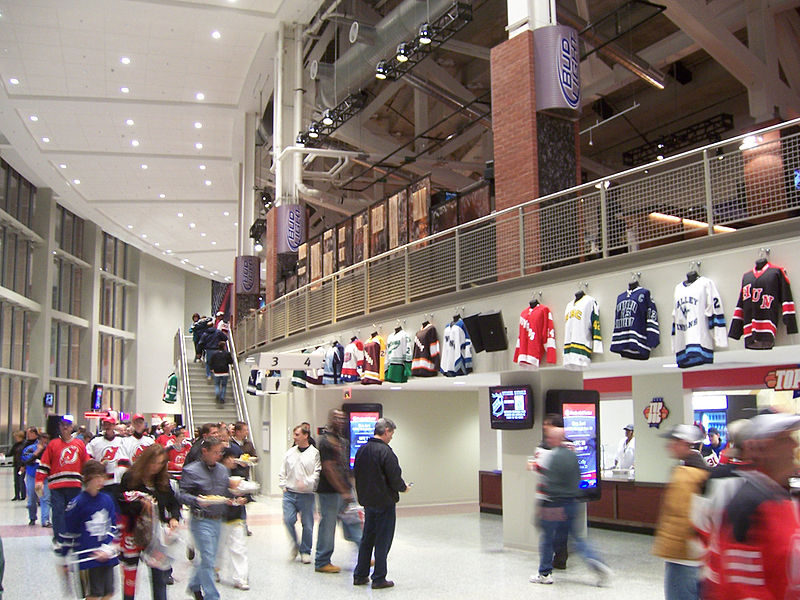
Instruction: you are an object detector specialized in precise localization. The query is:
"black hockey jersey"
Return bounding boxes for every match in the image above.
[411,324,440,377]
[610,287,660,360]
[729,262,797,349]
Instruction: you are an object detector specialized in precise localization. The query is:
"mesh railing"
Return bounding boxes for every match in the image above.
[234,119,800,352]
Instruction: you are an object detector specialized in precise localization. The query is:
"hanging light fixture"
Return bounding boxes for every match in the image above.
[321,109,334,126]
[308,121,320,139]
[296,132,309,147]
[418,23,433,44]
[375,60,389,80]
[396,42,412,62]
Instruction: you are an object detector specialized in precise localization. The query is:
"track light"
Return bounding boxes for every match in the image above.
[296,132,308,147]
[418,23,432,44]
[308,121,320,139]
[375,60,388,80]
[396,42,412,62]
[253,241,263,252]
[321,109,334,126]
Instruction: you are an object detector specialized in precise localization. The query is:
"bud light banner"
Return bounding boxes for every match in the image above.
[276,204,305,254]
[534,24,580,115]
[235,255,260,295]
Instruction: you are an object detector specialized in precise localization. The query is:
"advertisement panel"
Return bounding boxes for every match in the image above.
[563,403,598,490]
[534,24,581,116]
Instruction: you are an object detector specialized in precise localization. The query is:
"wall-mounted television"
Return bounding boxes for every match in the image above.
[342,403,383,469]
[489,385,534,430]
[91,384,103,411]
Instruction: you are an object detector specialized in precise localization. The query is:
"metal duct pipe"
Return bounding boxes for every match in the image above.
[557,6,666,90]
[313,0,458,108]
[404,72,492,129]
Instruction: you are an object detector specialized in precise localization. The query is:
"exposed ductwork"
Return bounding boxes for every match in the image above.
[313,0,458,108]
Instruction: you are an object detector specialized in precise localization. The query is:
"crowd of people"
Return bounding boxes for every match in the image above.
[190,312,234,404]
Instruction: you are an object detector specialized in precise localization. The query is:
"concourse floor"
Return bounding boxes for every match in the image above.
[0,469,665,599]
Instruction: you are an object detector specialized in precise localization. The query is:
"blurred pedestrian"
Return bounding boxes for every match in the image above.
[10,430,26,501]
[280,424,320,564]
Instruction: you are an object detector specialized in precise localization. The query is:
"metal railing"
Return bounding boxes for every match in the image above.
[226,332,259,483]
[235,117,800,353]
[173,328,194,436]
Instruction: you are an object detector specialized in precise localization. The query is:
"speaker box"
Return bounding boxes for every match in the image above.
[461,313,484,353]
[477,311,507,352]
[46,414,63,439]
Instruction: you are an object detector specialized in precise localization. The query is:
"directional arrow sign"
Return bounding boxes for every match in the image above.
[259,352,322,371]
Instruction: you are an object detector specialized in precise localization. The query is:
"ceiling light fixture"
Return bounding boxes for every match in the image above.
[194,121,202,129]
[120,86,130,94]
[154,242,159,246]
[375,60,388,80]
[211,30,221,39]
[418,22,433,44]
[211,241,217,245]
[125,119,134,126]
[141,234,147,239]
[195,92,205,101]
[223,211,229,216]
[188,222,196,229]
[120,57,131,65]
[199,164,206,170]
[131,139,139,147]
[41,137,50,143]
[321,109,334,126]
[9,77,19,85]
[253,241,263,252]
[307,121,320,139]
[295,132,309,147]
[141,164,148,169]
[396,42,412,62]
[177,212,184,217]
[29,115,38,122]
[59,163,67,169]
[72,179,80,185]
[127,224,133,229]
[159,193,165,198]
[204,180,211,186]
[200,232,207,237]
[195,142,203,149]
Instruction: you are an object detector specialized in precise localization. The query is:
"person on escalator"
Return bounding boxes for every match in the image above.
[189,314,213,363]
[208,341,234,405]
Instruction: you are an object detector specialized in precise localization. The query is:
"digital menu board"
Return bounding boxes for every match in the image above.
[342,403,383,469]
[563,403,598,490]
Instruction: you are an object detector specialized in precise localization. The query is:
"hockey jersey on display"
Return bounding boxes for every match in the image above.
[247,368,264,395]
[609,287,660,360]
[563,294,603,370]
[361,334,386,385]
[305,346,327,386]
[291,349,311,388]
[341,338,365,382]
[440,319,473,377]
[385,328,413,383]
[513,303,556,369]
[322,342,345,384]
[86,435,130,485]
[411,324,440,377]
[671,276,727,368]
[728,262,797,349]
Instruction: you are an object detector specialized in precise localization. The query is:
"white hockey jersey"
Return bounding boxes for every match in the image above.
[440,319,473,377]
[86,435,130,485]
[563,294,603,370]
[671,276,727,368]
[385,329,413,383]
[305,346,327,385]
[341,339,364,382]
[124,434,154,463]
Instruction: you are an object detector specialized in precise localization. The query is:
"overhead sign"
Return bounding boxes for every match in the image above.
[534,24,580,115]
[84,411,109,419]
[765,367,800,391]
[276,204,305,254]
[259,352,323,371]
[235,255,260,295]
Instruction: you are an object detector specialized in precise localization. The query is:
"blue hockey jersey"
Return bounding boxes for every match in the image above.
[322,342,344,384]
[610,286,660,359]
[63,490,119,569]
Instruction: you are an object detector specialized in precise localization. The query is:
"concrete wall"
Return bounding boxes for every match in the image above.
[184,273,213,325]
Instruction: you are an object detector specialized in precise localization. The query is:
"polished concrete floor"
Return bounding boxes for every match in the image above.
[0,468,666,599]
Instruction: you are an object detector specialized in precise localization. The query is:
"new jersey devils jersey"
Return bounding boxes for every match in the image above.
[124,434,154,463]
[86,435,130,485]
[35,437,89,489]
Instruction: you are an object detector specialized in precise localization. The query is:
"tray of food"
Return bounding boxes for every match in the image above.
[197,495,228,505]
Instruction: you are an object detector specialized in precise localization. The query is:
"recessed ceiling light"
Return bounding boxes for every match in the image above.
[233,222,238,227]
[120,57,131,65]
[181,259,188,264]
[195,92,205,101]
[199,164,206,170]
[72,179,80,185]
[127,224,133,229]
[125,119,134,126]
[141,164,148,169]
[204,180,211,186]
[211,241,217,245]
[195,142,203,150]
[189,222,196,229]
[200,232,207,237]
[41,137,50,143]
[211,30,221,39]
[194,121,202,129]
[195,267,200,271]
[199,265,204,269]
[177,212,183,217]
[213,270,218,274]
[9,77,19,85]
[166,249,172,254]
[223,211,229,216]
[29,115,38,122]
[120,86,130,94]
[159,193,165,199]
[131,139,139,147]
[154,242,159,246]
[59,163,67,169]
[141,234,147,239]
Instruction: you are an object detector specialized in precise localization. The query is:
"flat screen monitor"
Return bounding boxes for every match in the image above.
[342,403,383,469]
[545,389,601,500]
[489,385,534,430]
[91,384,103,411]
[43,392,54,408]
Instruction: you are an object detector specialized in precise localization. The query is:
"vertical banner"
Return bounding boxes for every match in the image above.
[534,24,581,116]
[235,255,260,294]
[275,204,305,254]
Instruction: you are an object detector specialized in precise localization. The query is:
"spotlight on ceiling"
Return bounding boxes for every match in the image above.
[375,60,389,80]
[308,121,320,139]
[418,23,433,44]
[296,132,309,147]
[321,109,334,126]
[396,42,412,63]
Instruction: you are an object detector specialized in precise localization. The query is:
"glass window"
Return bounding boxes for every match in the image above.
[15,237,29,295]
[71,265,82,316]
[17,180,30,227]
[12,308,24,371]
[0,377,8,446]
[3,231,15,290]
[69,326,80,379]
[62,210,74,254]
[112,338,124,384]
[0,163,6,214]
[0,303,10,369]
[103,234,114,272]
[6,172,18,221]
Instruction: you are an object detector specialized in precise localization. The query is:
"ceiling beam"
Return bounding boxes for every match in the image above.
[440,40,490,60]
[4,94,238,113]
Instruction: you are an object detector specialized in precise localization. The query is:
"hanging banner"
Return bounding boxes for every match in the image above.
[235,255,260,294]
[276,204,305,254]
[534,24,581,115]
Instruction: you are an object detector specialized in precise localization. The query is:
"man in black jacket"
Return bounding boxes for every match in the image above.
[353,418,408,589]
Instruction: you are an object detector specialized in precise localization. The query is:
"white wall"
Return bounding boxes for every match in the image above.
[184,273,213,325]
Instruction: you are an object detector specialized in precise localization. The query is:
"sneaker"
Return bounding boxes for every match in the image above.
[530,573,554,584]
[586,558,612,587]
[166,575,175,585]
[246,528,253,536]
[300,553,311,564]
[371,580,395,589]
[43,522,52,528]
[289,546,298,561]
[315,564,341,574]
[234,582,250,590]
[28,520,35,526]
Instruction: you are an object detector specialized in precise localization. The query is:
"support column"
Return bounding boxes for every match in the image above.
[82,222,103,420]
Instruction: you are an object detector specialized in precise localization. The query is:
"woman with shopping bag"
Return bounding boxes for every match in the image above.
[118,444,181,600]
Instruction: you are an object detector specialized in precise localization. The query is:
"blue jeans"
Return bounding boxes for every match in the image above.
[665,561,699,600]
[213,374,228,402]
[205,350,216,377]
[189,517,222,600]
[315,493,362,568]
[537,500,602,575]
[25,473,50,523]
[355,505,396,583]
[283,491,315,554]
[49,487,80,545]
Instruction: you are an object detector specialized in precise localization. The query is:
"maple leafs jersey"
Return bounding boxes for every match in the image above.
[609,287,660,360]
[728,262,797,349]
[341,339,365,382]
[322,342,344,384]
[385,329,413,383]
[86,435,131,485]
[440,319,473,377]
[513,303,556,369]
[411,324,440,377]
[671,276,727,368]
[361,334,386,385]
[563,294,603,370]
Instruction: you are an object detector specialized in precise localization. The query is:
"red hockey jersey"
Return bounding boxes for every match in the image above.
[729,262,797,349]
[513,304,556,368]
[36,437,89,489]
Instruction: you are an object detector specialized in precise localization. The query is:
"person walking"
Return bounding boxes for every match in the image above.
[530,424,612,586]
[652,424,710,600]
[217,448,251,590]
[207,341,233,404]
[279,424,321,564]
[353,418,408,589]
[10,431,26,501]
[22,429,50,526]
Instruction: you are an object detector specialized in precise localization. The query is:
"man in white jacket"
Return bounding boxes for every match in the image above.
[280,423,321,564]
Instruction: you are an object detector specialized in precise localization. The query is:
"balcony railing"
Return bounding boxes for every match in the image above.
[235,118,800,353]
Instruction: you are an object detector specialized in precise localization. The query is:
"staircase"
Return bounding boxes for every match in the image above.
[183,336,240,428]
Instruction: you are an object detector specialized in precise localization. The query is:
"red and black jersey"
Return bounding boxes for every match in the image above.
[729,262,797,349]
[411,324,440,377]
[35,437,89,489]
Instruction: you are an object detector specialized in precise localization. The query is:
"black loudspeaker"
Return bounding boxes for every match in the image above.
[478,311,508,352]
[461,313,484,353]
[46,414,62,439]
[174,414,183,427]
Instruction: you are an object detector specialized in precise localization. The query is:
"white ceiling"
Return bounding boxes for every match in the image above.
[0,0,323,280]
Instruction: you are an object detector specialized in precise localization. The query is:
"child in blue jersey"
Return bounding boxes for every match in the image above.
[64,460,119,600]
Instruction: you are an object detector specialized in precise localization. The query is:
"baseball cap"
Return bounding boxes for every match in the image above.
[624,424,634,431]
[660,424,704,443]
[101,416,116,425]
[132,414,145,421]
[707,427,720,435]
[60,414,74,424]
[743,412,800,440]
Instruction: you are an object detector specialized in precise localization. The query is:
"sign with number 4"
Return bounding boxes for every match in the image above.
[258,352,323,371]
